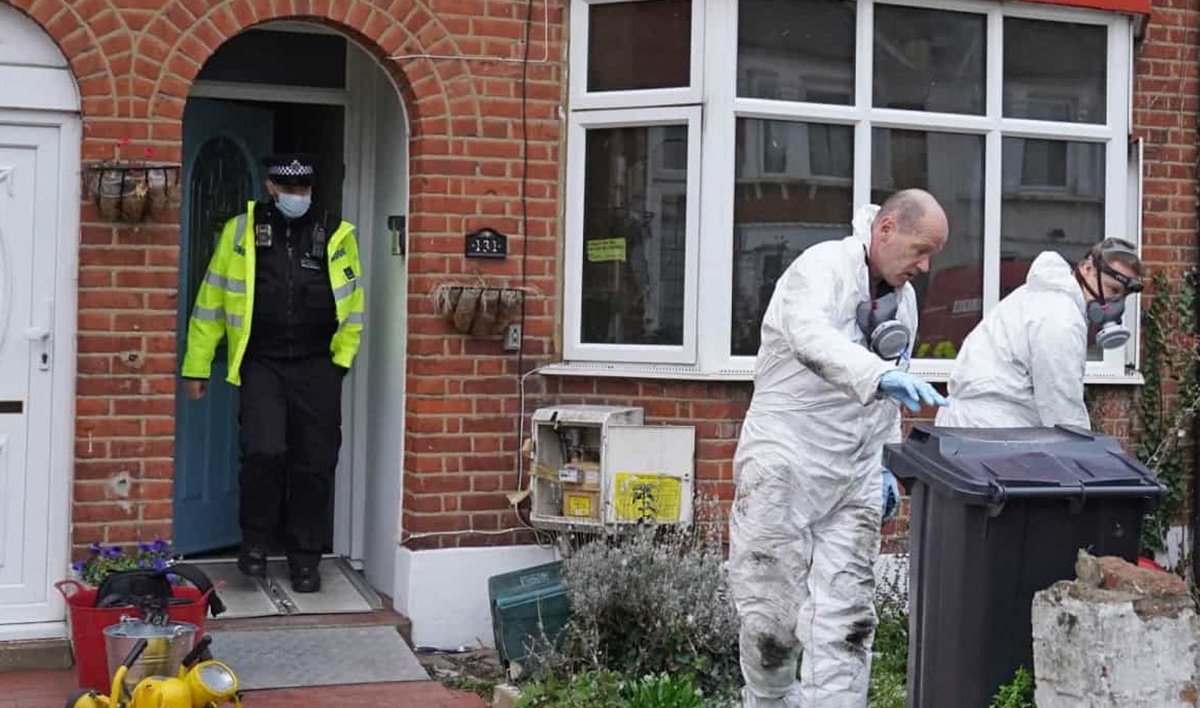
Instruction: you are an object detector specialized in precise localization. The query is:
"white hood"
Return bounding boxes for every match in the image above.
[936,248,1092,430]
[851,204,880,249]
[1026,251,1086,314]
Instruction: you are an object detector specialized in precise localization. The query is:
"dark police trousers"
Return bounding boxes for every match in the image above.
[238,354,345,570]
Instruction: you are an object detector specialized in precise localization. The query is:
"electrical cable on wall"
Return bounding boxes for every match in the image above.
[515,0,533,405]
[510,0,556,547]
[397,0,552,546]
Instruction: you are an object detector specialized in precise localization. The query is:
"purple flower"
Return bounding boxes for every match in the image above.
[71,561,85,573]
[102,545,121,559]
[89,542,102,554]
[151,558,167,571]
[151,540,169,554]
[137,542,152,553]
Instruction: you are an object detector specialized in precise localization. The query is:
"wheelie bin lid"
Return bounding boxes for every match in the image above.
[882,424,1167,507]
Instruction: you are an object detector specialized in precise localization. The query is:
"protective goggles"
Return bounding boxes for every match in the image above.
[1093,240,1143,294]
[1094,257,1143,294]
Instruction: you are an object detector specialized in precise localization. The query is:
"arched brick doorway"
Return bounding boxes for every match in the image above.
[172,20,411,605]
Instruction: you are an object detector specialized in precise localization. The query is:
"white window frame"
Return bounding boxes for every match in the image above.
[563,106,703,364]
[569,0,706,110]
[553,0,1141,384]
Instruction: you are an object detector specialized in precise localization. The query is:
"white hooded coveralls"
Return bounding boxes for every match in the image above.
[935,251,1091,430]
[728,205,916,708]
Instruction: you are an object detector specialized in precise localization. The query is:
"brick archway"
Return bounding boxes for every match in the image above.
[4,0,564,552]
[140,0,476,148]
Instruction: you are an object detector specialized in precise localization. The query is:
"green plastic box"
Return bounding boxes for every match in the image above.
[487,560,570,667]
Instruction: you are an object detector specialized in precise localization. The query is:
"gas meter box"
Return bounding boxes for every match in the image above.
[883,424,1167,708]
[528,405,695,530]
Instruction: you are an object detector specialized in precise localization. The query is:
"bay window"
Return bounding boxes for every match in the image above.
[558,0,1140,382]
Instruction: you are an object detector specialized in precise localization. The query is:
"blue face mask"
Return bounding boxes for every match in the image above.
[275,193,311,219]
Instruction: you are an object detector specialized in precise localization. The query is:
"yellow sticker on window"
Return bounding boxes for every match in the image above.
[586,238,626,263]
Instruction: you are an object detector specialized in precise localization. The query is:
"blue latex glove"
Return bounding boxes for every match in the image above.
[882,469,902,524]
[879,370,948,412]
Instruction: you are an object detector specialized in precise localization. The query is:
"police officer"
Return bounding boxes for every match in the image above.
[180,153,365,593]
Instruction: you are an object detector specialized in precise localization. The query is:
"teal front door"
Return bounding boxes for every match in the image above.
[173,98,274,555]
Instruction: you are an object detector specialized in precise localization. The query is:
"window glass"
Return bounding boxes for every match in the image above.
[589,0,692,92]
[580,125,690,346]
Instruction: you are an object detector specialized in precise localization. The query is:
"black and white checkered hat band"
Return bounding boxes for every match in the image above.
[268,161,314,177]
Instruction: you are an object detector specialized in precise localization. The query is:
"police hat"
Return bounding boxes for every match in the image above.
[262,153,317,187]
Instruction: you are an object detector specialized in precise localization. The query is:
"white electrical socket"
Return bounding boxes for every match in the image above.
[504,323,522,351]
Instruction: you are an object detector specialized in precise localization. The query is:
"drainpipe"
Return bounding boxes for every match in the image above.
[1192,260,1200,585]
[1192,141,1200,584]
[1192,78,1200,585]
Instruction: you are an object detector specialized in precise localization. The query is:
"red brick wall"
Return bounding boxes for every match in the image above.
[6,0,565,555]
[10,0,1197,558]
[529,0,1200,553]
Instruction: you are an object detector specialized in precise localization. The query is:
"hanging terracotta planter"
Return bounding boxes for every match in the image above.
[432,282,525,335]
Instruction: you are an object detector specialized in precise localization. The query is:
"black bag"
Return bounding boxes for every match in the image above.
[93,562,226,621]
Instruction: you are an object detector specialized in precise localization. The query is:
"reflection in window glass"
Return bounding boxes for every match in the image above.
[1004,18,1106,124]
[873,5,985,115]
[580,125,689,346]
[737,0,855,103]
[588,0,692,92]
[1000,137,1106,359]
[732,119,853,356]
[872,129,985,360]
[189,137,254,314]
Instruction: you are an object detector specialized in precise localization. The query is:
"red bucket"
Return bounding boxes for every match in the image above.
[55,579,217,692]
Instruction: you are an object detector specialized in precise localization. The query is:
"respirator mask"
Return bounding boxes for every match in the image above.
[1074,244,1143,350]
[856,289,911,362]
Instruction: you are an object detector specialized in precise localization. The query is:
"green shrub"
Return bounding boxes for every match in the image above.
[516,670,730,708]
[626,672,707,708]
[557,514,740,697]
[540,507,912,708]
[868,558,909,708]
[515,669,624,708]
[989,666,1036,708]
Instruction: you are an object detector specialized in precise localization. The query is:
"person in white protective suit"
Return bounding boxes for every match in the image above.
[934,238,1143,429]
[728,188,950,708]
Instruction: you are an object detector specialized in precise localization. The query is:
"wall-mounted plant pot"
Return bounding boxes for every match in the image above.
[432,283,525,335]
[84,163,182,224]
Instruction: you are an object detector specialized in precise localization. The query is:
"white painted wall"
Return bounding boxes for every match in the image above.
[1032,580,1197,707]
[395,545,559,650]
[361,60,408,597]
[393,549,901,650]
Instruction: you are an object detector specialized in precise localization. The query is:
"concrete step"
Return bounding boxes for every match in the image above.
[0,638,72,673]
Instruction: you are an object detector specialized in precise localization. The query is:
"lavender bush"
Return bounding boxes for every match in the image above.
[556,502,740,700]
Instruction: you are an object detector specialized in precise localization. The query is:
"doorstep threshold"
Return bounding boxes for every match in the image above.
[184,556,384,622]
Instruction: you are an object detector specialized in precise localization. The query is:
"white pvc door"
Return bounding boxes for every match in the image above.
[0,123,61,624]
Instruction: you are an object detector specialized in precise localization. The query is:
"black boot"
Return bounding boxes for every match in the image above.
[236,546,268,578]
[290,564,321,593]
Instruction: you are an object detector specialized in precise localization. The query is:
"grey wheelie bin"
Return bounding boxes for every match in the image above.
[882,424,1167,708]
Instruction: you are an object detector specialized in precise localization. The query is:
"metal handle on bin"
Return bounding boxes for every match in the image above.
[986,481,1165,517]
[997,484,1165,500]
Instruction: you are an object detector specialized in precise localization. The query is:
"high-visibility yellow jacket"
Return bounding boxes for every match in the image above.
[181,202,365,386]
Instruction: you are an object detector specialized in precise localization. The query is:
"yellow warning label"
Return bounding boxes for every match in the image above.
[586,238,626,263]
[614,473,682,523]
[566,493,594,518]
